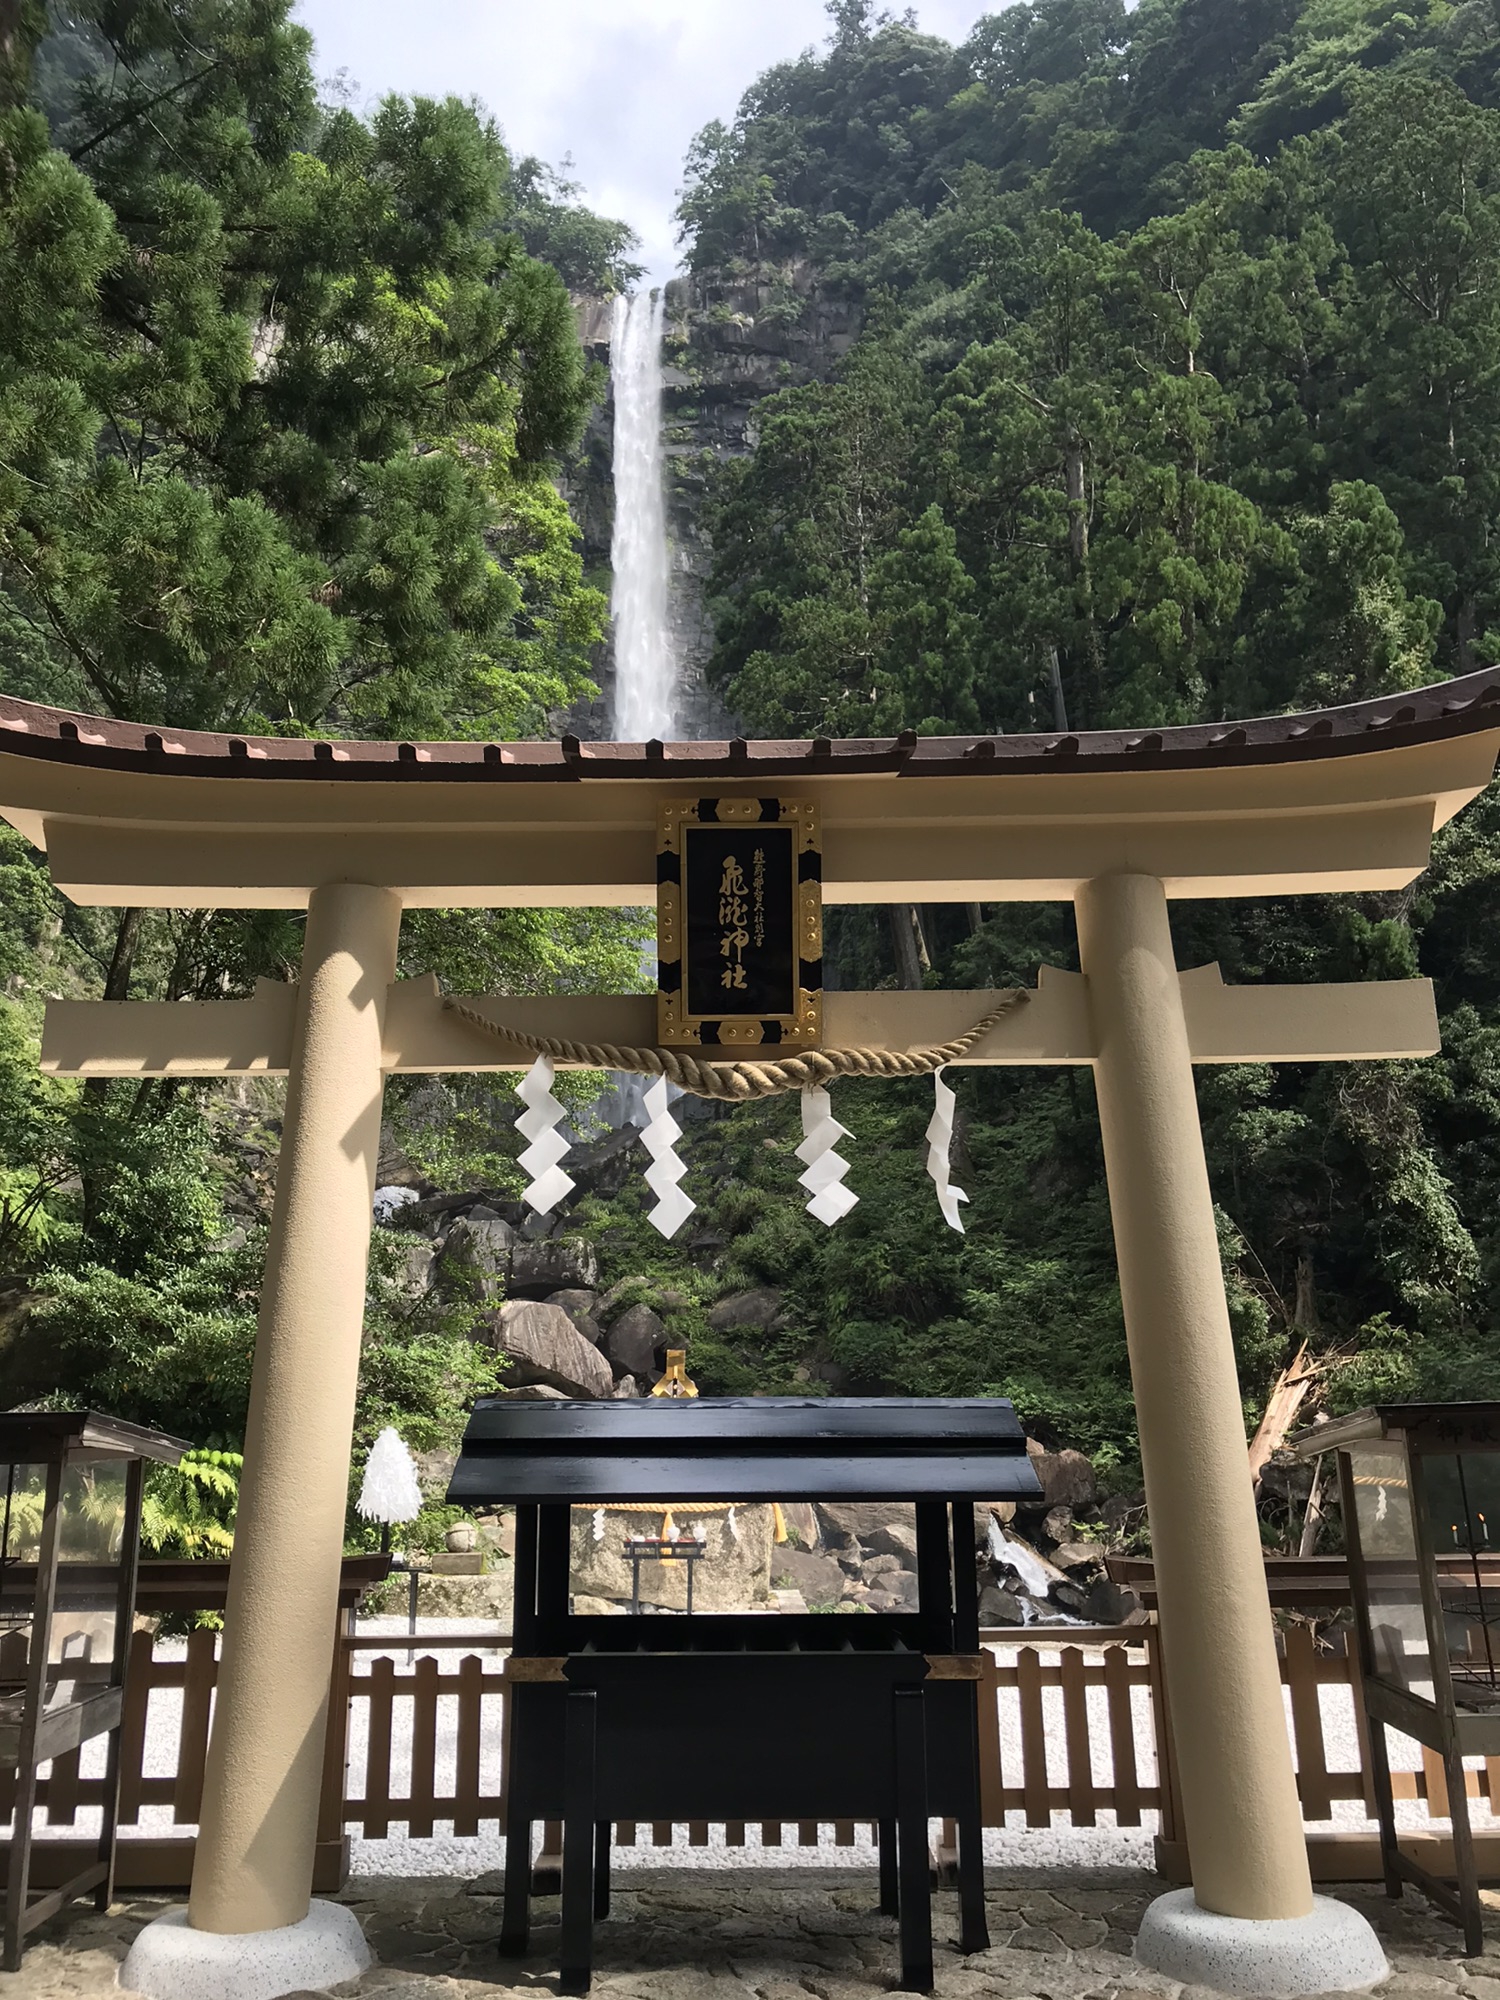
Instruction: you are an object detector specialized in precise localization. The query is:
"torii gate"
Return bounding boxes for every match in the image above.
[4,670,1498,1999]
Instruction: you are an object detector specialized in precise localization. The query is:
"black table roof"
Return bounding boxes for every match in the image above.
[447,1396,1042,1505]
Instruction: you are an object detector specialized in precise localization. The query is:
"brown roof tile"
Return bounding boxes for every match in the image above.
[1,673,1497,782]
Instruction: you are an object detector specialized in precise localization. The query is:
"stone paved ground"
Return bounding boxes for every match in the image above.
[4,1867,1500,1999]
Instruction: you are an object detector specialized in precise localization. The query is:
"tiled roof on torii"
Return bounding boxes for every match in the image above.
[0,669,1498,783]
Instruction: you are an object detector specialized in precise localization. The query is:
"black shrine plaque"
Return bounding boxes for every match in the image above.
[657,797,822,1049]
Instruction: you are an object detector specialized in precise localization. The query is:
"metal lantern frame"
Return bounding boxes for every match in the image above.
[1296,1401,1500,1955]
[0,1412,185,1968]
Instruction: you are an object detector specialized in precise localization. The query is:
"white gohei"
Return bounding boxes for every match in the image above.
[639,1075,695,1239]
[925,1065,970,1233]
[515,1054,574,1218]
[592,1507,606,1546]
[796,1086,858,1226]
[356,1428,423,1525]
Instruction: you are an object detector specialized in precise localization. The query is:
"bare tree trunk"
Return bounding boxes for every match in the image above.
[1297,1454,1327,1558]
[1247,1341,1318,1490]
[889,906,926,990]
[1063,440,1103,721]
[1457,597,1478,675]
[1046,644,1069,731]
[81,908,145,1232]
[1293,1248,1319,1332]
[965,903,984,935]
[102,907,143,1002]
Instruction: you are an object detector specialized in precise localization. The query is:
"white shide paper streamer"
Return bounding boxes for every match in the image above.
[640,1075,695,1239]
[515,1053,574,1217]
[925,1064,969,1233]
[797,1086,858,1226]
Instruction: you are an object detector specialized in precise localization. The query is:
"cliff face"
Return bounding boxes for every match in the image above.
[564,266,859,744]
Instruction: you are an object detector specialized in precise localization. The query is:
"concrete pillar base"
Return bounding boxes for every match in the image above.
[121,1899,371,2000]
[1134,1888,1387,1996]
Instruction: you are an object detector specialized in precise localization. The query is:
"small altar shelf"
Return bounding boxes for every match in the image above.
[448,1397,1041,1995]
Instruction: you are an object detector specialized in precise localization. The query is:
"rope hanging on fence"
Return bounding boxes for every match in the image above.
[441,988,1029,1101]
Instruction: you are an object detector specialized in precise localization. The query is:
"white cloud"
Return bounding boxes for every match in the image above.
[294,0,990,286]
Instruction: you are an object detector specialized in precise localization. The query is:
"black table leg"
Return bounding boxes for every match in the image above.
[894,1687,933,1994]
[499,1813,532,1956]
[594,1821,612,1919]
[955,1803,988,1954]
[956,1688,989,1954]
[877,1818,899,1917]
[559,1690,599,1996]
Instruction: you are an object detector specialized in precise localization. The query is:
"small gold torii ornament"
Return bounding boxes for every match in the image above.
[651,1349,698,1399]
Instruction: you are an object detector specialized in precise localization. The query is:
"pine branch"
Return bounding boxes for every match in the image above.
[69,60,222,162]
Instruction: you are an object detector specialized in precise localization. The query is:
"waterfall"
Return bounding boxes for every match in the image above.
[609,291,676,741]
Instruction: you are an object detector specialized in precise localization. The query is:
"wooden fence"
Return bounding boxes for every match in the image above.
[10,1561,1500,1889]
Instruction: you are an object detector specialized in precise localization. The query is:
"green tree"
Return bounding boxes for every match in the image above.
[662,0,1500,1476]
[7,20,607,734]
[0,1,645,1491]
[1329,74,1500,667]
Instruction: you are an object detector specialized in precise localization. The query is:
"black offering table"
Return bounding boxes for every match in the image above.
[448,1396,1041,1995]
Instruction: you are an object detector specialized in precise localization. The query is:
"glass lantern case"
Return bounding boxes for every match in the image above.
[1295,1402,1500,1954]
[0,1413,185,1968]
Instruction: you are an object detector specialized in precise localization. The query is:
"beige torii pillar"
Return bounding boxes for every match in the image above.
[1076,873,1385,1994]
[125,882,399,1999]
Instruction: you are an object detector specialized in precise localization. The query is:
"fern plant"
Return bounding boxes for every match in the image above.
[140,1451,241,1560]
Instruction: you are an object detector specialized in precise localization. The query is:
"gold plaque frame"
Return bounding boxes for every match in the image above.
[657,797,822,1049]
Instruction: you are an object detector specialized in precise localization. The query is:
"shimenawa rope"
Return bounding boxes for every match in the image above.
[441,989,1028,1101]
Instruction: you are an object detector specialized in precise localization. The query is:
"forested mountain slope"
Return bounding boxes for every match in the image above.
[603,0,1500,1459]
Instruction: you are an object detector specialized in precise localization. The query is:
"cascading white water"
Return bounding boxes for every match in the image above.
[609,291,676,741]
[989,1517,1054,1597]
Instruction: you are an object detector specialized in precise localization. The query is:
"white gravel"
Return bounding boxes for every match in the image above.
[38,1622,1492,1880]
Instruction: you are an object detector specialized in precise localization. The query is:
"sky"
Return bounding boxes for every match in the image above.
[293,1,989,287]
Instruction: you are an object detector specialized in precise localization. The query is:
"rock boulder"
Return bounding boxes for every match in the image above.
[603,1303,666,1379]
[771,1547,849,1609]
[1087,1578,1146,1626]
[778,1501,820,1548]
[437,1215,515,1300]
[547,1289,602,1342]
[707,1287,787,1333]
[391,1239,436,1299]
[489,1301,612,1399]
[978,1582,1026,1625]
[814,1502,910,1549]
[864,1519,920,1566]
[510,1235,599,1296]
[413,1445,457,1497]
[1025,1441,1098,1512]
[1052,1541,1103,1572]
